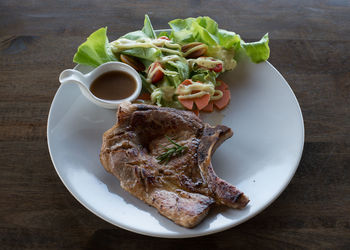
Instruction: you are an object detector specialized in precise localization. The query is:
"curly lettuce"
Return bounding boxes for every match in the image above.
[73,27,117,67]
[241,33,270,63]
[169,16,270,64]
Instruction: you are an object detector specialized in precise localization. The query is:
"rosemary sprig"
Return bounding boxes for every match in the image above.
[157,136,188,164]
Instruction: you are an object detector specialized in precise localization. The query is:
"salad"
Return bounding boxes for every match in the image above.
[73,15,270,113]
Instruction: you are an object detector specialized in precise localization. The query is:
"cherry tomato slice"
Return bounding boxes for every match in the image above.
[120,54,145,72]
[212,63,223,72]
[148,62,164,83]
[158,36,170,40]
[180,79,193,86]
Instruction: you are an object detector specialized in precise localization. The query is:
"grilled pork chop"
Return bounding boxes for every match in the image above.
[100,102,249,228]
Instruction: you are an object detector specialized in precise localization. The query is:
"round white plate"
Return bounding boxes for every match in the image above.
[48,59,304,238]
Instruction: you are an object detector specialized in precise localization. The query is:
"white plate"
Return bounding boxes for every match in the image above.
[47,59,304,238]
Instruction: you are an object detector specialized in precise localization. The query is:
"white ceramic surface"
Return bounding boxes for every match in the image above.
[59,62,142,109]
[47,60,304,238]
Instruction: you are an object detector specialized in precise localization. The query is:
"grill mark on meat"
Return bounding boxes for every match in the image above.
[100,102,249,228]
[135,166,156,193]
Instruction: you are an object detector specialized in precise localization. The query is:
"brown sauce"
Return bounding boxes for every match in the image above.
[90,71,136,100]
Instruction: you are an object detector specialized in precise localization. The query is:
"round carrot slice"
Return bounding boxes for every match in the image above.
[214,89,231,110]
[202,101,214,112]
[194,94,210,110]
[216,79,229,92]
[179,98,194,110]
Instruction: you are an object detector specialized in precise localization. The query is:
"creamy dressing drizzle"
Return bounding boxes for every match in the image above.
[111,37,182,56]
[147,64,163,82]
[182,44,207,57]
[147,55,184,83]
[188,57,223,70]
[111,38,226,102]
[176,82,223,100]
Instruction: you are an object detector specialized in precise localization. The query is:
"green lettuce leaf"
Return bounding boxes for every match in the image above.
[121,47,161,61]
[170,29,194,44]
[140,74,156,93]
[151,88,163,106]
[150,85,183,109]
[157,31,170,38]
[168,16,270,63]
[169,18,195,43]
[192,21,218,46]
[241,33,270,63]
[142,14,157,39]
[191,69,218,86]
[217,29,241,49]
[115,15,162,63]
[169,18,196,32]
[122,15,156,40]
[73,27,117,67]
[163,59,189,87]
[122,30,150,40]
[169,17,219,45]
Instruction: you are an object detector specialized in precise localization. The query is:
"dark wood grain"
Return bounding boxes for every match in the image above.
[0,0,349,249]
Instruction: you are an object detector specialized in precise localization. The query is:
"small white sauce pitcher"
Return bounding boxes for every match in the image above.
[59,62,142,109]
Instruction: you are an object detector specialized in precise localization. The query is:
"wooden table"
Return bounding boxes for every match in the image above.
[1,0,349,249]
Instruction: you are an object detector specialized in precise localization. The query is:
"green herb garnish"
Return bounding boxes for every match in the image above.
[157,136,188,164]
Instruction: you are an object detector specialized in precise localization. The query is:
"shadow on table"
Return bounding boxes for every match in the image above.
[84,227,239,250]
